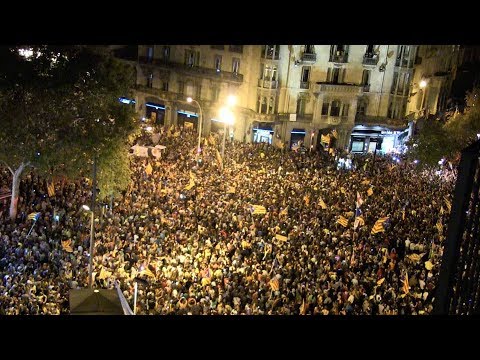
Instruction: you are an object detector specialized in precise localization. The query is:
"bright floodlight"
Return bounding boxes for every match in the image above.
[82,205,91,211]
[227,95,237,107]
[186,97,193,103]
[419,80,427,88]
[219,107,234,125]
[94,289,99,293]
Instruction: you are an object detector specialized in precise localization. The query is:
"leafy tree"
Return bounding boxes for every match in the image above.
[0,45,139,220]
[407,88,480,168]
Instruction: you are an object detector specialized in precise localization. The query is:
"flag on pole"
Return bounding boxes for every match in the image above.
[145,163,153,176]
[215,149,223,170]
[252,205,267,215]
[279,206,289,216]
[337,216,349,228]
[371,217,389,234]
[227,186,236,194]
[28,212,41,221]
[61,239,73,253]
[300,298,307,315]
[304,195,310,205]
[318,197,327,210]
[47,182,55,197]
[275,234,288,242]
[444,197,451,213]
[367,187,374,197]
[353,208,365,230]
[356,191,364,208]
[436,221,443,234]
[269,278,280,292]
[331,129,338,139]
[402,272,410,294]
[321,134,331,144]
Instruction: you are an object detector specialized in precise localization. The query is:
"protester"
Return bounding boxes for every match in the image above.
[0,125,454,315]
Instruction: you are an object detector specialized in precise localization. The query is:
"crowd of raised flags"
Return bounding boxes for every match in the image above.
[0,124,456,315]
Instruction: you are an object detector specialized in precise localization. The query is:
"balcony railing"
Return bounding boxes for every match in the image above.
[138,56,243,83]
[315,82,362,95]
[258,79,278,89]
[261,50,280,60]
[329,52,348,63]
[395,58,413,68]
[300,81,310,89]
[301,52,316,62]
[362,56,379,66]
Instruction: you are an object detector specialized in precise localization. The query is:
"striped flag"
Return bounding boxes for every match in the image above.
[47,182,55,197]
[436,221,443,234]
[318,197,327,210]
[361,179,370,185]
[279,206,289,216]
[61,239,73,253]
[356,191,364,208]
[275,234,288,242]
[367,187,374,197]
[402,272,410,294]
[269,278,280,292]
[252,205,267,215]
[321,134,331,144]
[304,195,310,205]
[139,267,156,278]
[27,212,40,221]
[337,216,349,228]
[371,217,389,234]
[329,147,335,156]
[439,206,444,215]
[300,298,307,315]
[227,186,236,194]
[331,129,338,139]
[353,208,365,230]
[98,267,112,280]
[215,149,223,170]
[444,197,451,213]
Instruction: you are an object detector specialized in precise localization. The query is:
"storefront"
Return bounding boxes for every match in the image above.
[290,128,306,149]
[145,102,166,126]
[349,124,411,154]
[176,109,198,130]
[252,123,274,144]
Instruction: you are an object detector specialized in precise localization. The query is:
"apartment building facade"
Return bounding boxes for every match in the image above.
[133,44,459,154]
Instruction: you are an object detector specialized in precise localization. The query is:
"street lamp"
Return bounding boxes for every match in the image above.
[186,97,203,161]
[219,106,235,158]
[419,79,428,117]
[220,95,237,159]
[82,204,95,288]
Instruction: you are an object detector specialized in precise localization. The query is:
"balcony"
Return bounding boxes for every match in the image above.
[301,52,316,62]
[329,52,348,63]
[395,58,413,68]
[315,82,362,95]
[355,114,408,129]
[258,79,278,89]
[138,56,243,83]
[362,56,379,66]
[261,50,280,60]
[300,81,310,89]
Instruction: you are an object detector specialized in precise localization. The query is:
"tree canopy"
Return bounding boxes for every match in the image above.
[0,45,139,202]
[407,88,480,167]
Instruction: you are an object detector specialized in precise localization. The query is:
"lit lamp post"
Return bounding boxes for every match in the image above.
[220,95,237,159]
[419,79,428,117]
[82,204,95,288]
[186,97,203,161]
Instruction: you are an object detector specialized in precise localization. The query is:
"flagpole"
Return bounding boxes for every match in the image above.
[26,218,38,238]
[133,281,138,315]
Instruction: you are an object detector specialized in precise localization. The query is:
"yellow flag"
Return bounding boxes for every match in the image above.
[337,216,348,228]
[304,195,310,205]
[318,197,327,210]
[47,182,55,197]
[145,163,153,176]
[361,179,370,185]
[61,239,73,253]
[227,186,236,194]
[279,206,289,216]
[275,234,288,242]
[252,205,267,215]
[367,187,374,197]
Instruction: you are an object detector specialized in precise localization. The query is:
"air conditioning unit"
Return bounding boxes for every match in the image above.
[289,114,297,122]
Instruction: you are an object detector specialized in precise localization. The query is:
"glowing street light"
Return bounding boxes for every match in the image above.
[187,97,203,161]
[219,106,235,158]
[419,79,428,88]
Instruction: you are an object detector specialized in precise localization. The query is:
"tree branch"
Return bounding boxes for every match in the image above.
[1,161,14,176]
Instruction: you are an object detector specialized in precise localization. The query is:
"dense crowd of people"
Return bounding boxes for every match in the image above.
[0,125,455,315]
